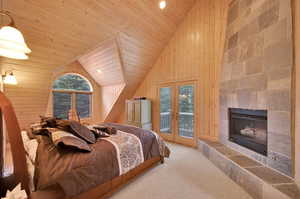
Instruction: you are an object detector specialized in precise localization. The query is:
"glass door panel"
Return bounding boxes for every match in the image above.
[159,87,172,134]
[178,85,194,138]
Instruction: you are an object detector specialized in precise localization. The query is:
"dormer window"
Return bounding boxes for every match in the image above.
[52,73,93,119]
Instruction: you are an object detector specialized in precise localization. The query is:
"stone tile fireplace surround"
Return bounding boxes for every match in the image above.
[219,0,293,176]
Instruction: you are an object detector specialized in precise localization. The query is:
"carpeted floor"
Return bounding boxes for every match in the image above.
[110,143,252,199]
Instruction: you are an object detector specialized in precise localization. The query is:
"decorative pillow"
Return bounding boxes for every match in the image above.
[21,131,38,191]
[21,130,31,144]
[92,125,117,135]
[56,120,72,131]
[21,131,39,163]
[48,128,92,152]
[29,120,51,138]
[69,121,96,144]
[105,126,117,135]
[40,116,59,128]
[30,122,44,132]
[86,125,110,138]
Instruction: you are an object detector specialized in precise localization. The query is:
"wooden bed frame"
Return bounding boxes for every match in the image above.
[31,156,163,199]
[0,91,163,199]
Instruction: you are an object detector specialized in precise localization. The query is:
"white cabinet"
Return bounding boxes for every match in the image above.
[126,99,152,130]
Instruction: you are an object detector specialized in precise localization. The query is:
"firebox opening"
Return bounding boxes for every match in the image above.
[228,108,268,156]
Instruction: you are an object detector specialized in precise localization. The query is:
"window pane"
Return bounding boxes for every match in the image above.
[53,92,72,119]
[178,85,194,138]
[53,74,91,91]
[160,87,172,134]
[76,93,91,118]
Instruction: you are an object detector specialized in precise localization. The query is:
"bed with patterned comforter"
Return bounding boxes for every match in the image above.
[34,123,170,197]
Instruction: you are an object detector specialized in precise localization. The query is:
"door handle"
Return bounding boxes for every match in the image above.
[175,112,179,121]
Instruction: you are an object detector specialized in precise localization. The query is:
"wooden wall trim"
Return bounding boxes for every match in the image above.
[0,110,3,178]
[292,0,300,184]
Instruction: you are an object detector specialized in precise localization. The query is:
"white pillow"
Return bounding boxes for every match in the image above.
[21,131,38,192]
[21,131,30,144]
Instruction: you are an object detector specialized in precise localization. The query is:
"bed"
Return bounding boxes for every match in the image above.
[0,92,169,199]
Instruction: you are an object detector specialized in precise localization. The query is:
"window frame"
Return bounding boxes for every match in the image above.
[52,73,93,120]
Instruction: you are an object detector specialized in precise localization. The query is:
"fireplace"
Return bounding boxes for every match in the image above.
[229,108,267,156]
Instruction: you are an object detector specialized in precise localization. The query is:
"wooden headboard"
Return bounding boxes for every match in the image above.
[0,109,3,179]
[0,91,30,194]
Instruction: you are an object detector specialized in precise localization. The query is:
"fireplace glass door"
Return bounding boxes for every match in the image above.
[158,81,197,147]
[229,108,268,156]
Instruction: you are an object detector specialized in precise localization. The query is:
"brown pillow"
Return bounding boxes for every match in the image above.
[105,126,117,135]
[56,120,72,131]
[29,122,49,137]
[69,121,96,144]
[92,125,117,135]
[48,128,91,152]
[86,125,110,139]
[40,116,60,128]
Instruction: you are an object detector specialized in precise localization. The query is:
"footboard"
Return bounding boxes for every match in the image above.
[30,157,161,199]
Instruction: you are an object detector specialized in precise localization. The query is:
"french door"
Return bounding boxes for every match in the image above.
[158,81,197,147]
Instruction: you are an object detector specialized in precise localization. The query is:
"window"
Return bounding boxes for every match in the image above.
[52,74,92,119]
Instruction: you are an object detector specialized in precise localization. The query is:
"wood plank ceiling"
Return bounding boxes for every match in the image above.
[2,0,196,125]
[78,39,125,86]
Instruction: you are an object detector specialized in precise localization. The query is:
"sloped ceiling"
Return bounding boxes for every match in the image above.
[7,0,196,72]
[78,39,125,86]
[3,0,197,126]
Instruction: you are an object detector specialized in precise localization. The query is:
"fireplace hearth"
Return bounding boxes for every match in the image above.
[229,108,267,156]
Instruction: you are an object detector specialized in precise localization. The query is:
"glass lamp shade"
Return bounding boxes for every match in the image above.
[159,1,167,9]
[3,72,17,85]
[0,26,31,60]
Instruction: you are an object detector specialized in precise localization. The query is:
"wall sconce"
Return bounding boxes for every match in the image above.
[2,71,17,85]
[159,1,167,10]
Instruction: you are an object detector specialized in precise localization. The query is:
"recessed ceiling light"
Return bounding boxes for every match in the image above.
[159,1,166,10]
[96,69,102,74]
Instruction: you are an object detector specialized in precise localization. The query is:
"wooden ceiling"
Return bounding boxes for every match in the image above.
[5,0,196,83]
[78,39,125,86]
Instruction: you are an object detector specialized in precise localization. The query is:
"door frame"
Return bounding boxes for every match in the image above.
[157,80,198,147]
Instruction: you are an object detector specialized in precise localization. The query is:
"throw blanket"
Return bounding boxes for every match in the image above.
[34,123,169,197]
[101,131,144,175]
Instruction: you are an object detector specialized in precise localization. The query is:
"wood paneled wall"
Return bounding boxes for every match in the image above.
[120,0,229,140]
[0,58,53,130]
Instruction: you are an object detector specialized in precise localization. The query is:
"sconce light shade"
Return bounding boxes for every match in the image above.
[0,26,31,60]
[3,72,17,85]
[159,1,167,9]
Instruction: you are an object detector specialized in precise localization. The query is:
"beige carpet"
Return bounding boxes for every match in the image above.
[110,143,252,199]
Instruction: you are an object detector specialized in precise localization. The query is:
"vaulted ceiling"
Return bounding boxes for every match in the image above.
[2,0,197,125]
[7,0,196,76]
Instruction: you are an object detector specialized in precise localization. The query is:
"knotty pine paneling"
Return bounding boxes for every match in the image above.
[120,0,229,141]
[1,59,53,129]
